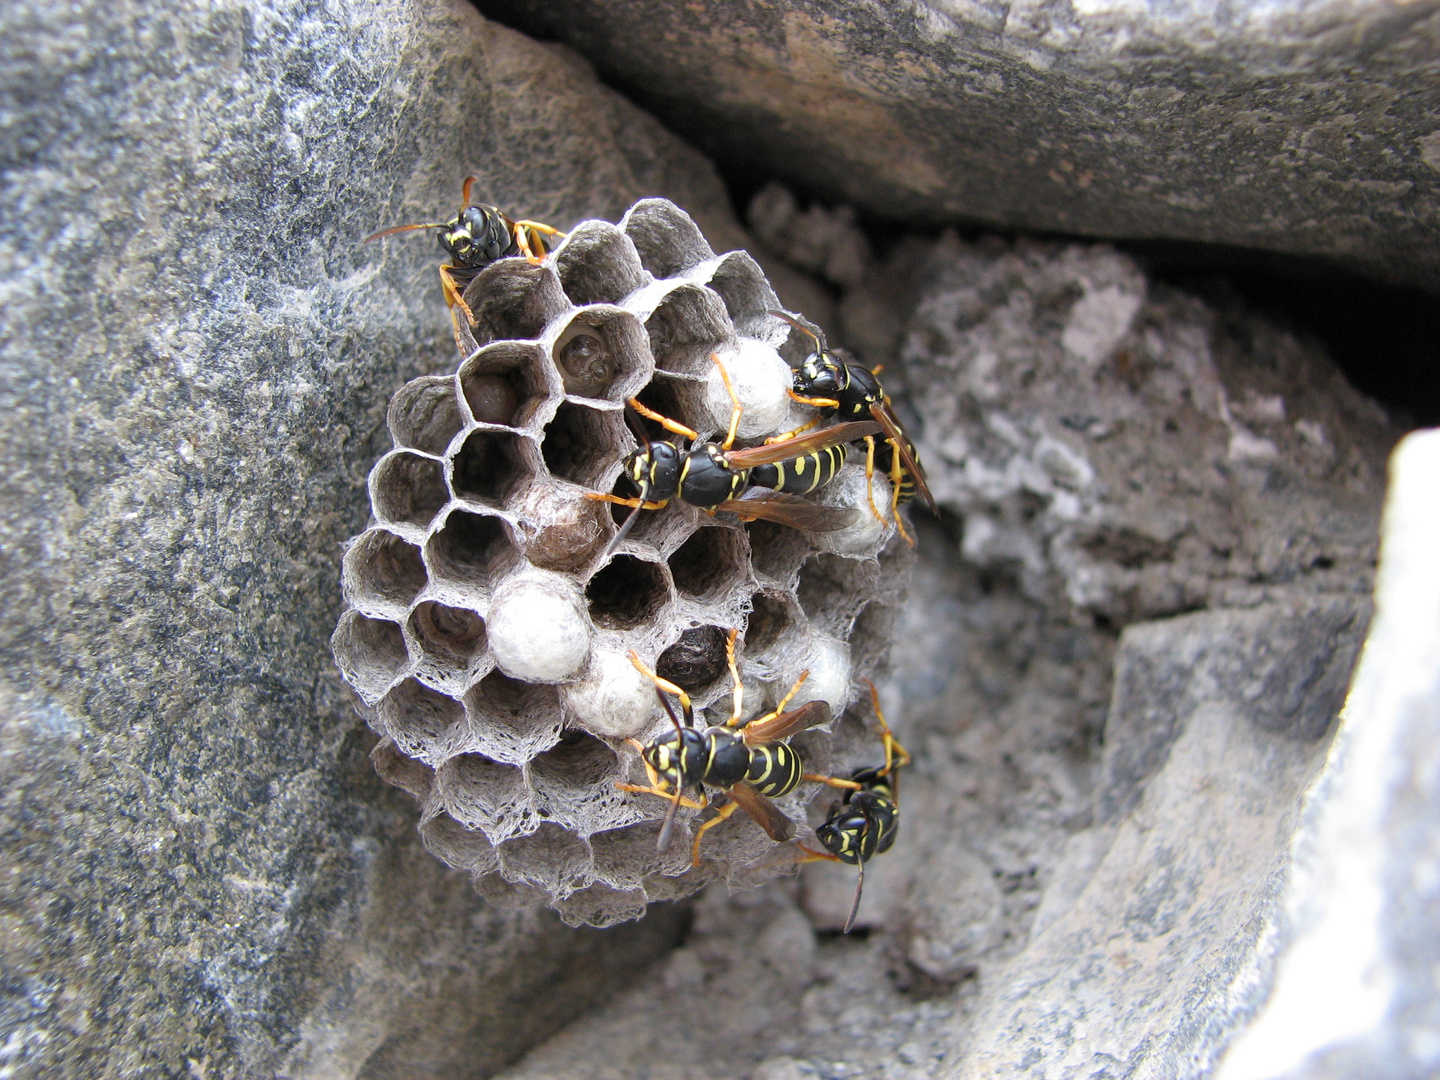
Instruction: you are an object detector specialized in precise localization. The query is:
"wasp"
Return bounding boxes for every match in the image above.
[618,629,861,865]
[799,680,911,933]
[767,309,936,546]
[585,352,882,556]
[365,175,566,349]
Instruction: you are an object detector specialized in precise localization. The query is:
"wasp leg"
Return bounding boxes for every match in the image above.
[762,416,822,445]
[584,492,669,511]
[709,352,744,451]
[731,666,811,730]
[795,843,842,864]
[627,651,696,726]
[690,799,744,866]
[803,772,863,790]
[860,435,888,533]
[787,389,841,409]
[722,627,744,726]
[889,440,915,547]
[615,781,707,810]
[626,397,699,441]
[439,264,478,327]
[862,678,911,776]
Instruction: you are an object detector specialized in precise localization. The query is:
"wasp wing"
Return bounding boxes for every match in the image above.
[869,401,937,513]
[721,420,882,469]
[742,700,831,745]
[715,489,858,532]
[727,783,797,843]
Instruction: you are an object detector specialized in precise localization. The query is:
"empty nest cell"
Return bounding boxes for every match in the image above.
[344,529,428,612]
[553,220,648,306]
[388,375,466,456]
[745,590,799,656]
[371,738,435,803]
[496,823,594,899]
[704,251,783,339]
[798,552,877,637]
[419,812,499,877]
[425,509,516,591]
[371,451,449,530]
[465,669,565,765]
[379,678,468,766]
[585,555,672,630]
[459,341,556,429]
[668,525,747,603]
[449,429,534,506]
[407,600,488,683]
[542,402,624,488]
[332,611,409,703]
[622,198,715,279]
[643,284,733,376]
[461,258,569,346]
[436,751,534,842]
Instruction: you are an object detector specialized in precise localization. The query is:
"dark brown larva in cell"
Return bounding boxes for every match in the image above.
[656,625,731,691]
[464,373,520,424]
[557,329,616,397]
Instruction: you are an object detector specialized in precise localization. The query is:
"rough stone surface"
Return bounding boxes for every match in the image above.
[888,230,1396,625]
[0,0,775,1075]
[477,0,1440,290]
[1220,430,1440,1080]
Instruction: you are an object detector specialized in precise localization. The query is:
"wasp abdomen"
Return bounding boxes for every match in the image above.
[748,442,848,496]
[745,743,803,798]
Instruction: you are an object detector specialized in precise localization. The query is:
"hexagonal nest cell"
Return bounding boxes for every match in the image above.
[333,199,914,926]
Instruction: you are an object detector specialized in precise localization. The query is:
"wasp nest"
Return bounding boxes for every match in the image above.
[333,200,912,926]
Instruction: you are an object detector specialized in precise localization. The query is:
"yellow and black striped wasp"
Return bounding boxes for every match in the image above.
[768,309,936,546]
[365,175,566,349]
[586,352,882,556]
[618,629,861,865]
[799,680,911,933]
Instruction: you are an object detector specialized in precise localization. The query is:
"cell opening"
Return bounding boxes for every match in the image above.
[707,251,780,338]
[419,813,498,875]
[586,555,670,630]
[465,670,564,763]
[332,612,408,700]
[462,259,568,346]
[554,222,647,306]
[644,285,732,375]
[632,379,698,442]
[529,729,619,791]
[438,751,528,835]
[850,602,899,672]
[388,376,465,456]
[371,738,435,803]
[622,199,715,278]
[379,678,467,765]
[450,429,530,506]
[554,308,651,403]
[497,823,593,895]
[798,553,870,635]
[408,601,486,668]
[427,510,512,588]
[372,451,449,529]
[667,527,741,601]
[657,625,732,693]
[345,530,428,609]
[459,341,551,428]
[542,402,619,488]
[745,591,794,654]
[746,519,807,584]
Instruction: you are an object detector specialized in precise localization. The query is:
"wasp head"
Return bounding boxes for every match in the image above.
[795,350,846,397]
[644,727,708,790]
[620,440,683,503]
[440,205,515,268]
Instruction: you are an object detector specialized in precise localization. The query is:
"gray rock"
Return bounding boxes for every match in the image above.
[950,598,1367,1079]
[1219,430,1440,1080]
[0,0,759,1075]
[891,233,1399,624]
[476,0,1440,290]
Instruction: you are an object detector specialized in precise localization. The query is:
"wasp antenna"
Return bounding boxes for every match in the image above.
[363,222,447,243]
[602,502,644,560]
[766,308,827,353]
[655,686,685,733]
[461,175,479,207]
[843,858,865,935]
[623,402,652,449]
[656,786,683,852]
